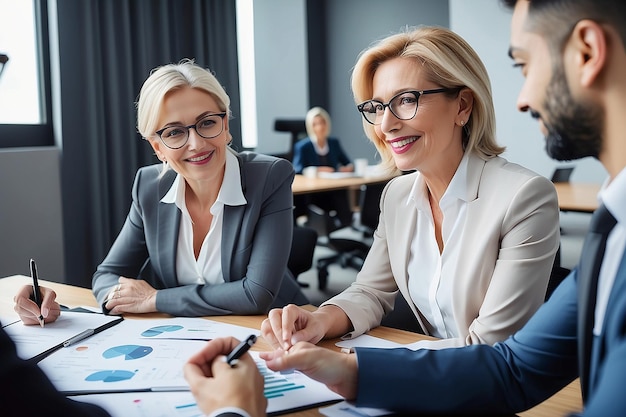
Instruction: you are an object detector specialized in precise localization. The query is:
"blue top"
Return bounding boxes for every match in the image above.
[292,137,351,174]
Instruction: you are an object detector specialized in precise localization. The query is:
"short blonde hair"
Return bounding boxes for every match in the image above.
[136,58,231,142]
[305,106,332,141]
[351,26,504,172]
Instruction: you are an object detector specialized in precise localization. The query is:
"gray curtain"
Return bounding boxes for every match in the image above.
[54,0,240,287]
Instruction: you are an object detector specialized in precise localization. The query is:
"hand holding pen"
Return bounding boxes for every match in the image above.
[184,336,266,417]
[12,260,61,326]
[30,259,45,327]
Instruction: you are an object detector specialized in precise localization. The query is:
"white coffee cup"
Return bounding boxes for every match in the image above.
[354,158,368,176]
[303,166,317,178]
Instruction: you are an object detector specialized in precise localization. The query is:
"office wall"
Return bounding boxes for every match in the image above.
[450,0,607,183]
[0,147,65,281]
[252,0,309,155]
[324,0,449,163]
[252,0,449,163]
[253,0,607,183]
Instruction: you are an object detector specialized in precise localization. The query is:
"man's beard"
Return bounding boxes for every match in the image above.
[538,63,603,161]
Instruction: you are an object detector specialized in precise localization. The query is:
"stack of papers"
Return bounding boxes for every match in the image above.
[9,315,343,416]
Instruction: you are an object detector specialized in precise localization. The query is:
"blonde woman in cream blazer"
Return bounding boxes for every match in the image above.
[323,152,559,348]
[261,26,560,351]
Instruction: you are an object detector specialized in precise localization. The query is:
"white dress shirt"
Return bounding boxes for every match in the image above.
[594,166,626,336]
[161,151,247,286]
[407,153,469,339]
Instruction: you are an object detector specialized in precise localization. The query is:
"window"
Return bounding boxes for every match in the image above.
[0,0,53,147]
[236,0,257,149]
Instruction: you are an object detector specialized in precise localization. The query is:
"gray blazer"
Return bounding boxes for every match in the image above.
[92,151,308,316]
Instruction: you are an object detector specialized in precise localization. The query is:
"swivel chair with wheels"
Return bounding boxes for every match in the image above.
[306,180,389,290]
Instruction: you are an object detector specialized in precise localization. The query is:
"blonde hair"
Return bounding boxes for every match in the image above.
[136,58,231,142]
[351,26,504,172]
[305,106,332,141]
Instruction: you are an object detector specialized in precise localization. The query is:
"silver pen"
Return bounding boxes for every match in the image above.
[63,328,95,347]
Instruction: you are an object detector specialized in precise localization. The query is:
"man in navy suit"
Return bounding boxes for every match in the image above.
[259,1,626,416]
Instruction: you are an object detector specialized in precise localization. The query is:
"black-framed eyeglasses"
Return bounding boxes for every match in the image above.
[155,112,227,149]
[357,88,458,125]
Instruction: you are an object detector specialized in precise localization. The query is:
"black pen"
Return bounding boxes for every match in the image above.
[225,334,257,366]
[29,258,44,327]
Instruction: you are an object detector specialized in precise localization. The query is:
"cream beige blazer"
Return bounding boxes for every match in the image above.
[322,153,560,348]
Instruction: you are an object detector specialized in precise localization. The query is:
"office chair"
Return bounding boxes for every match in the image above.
[355,181,387,238]
[288,226,318,288]
[307,180,389,290]
[306,204,368,290]
[551,166,574,183]
[273,119,307,161]
[551,166,575,235]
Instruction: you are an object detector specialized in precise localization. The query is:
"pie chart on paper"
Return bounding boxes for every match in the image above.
[85,369,136,383]
[141,324,184,337]
[102,344,153,360]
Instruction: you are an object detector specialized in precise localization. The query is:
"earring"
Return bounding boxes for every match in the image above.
[460,120,465,126]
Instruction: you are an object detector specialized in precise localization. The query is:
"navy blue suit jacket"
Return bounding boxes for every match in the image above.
[354,248,626,416]
[292,137,351,174]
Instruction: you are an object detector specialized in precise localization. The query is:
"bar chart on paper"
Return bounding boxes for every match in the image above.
[76,353,342,416]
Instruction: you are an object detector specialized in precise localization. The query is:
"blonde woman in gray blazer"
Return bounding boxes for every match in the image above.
[89,61,307,317]
[14,61,308,323]
[262,27,559,350]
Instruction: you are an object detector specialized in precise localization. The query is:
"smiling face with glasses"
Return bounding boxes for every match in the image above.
[156,112,227,149]
[357,88,457,125]
[362,57,470,174]
[149,87,230,185]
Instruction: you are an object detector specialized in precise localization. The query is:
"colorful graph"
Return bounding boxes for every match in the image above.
[141,325,184,337]
[257,362,305,399]
[85,369,135,383]
[103,344,153,360]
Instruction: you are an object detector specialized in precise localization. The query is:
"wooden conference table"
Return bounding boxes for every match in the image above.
[294,172,600,214]
[554,182,600,213]
[0,275,582,417]
[292,172,396,196]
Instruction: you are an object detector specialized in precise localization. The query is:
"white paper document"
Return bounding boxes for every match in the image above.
[36,317,258,393]
[336,334,438,351]
[2,311,122,361]
[72,351,342,416]
[335,334,402,350]
[134,317,260,341]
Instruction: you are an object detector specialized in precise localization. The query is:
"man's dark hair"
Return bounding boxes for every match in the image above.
[500,0,626,55]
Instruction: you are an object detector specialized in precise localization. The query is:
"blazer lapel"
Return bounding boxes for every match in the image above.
[221,153,246,283]
[156,172,180,288]
[589,249,626,393]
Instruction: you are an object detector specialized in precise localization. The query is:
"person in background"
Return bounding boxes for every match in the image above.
[259,1,626,416]
[14,59,307,323]
[262,25,560,351]
[292,106,353,175]
[292,107,354,227]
